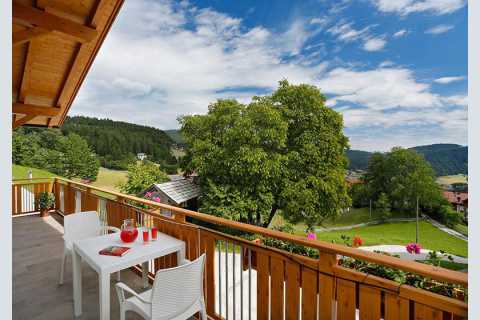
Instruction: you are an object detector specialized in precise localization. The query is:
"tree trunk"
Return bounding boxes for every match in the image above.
[262,206,278,228]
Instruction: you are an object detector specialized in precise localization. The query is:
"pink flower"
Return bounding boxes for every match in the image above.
[406,243,422,254]
[145,192,153,198]
[307,232,317,240]
[153,197,161,203]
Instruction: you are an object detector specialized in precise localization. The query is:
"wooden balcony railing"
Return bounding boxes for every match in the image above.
[12,177,468,319]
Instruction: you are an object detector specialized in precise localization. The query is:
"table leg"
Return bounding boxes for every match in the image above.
[72,249,82,317]
[99,272,111,320]
[142,261,149,288]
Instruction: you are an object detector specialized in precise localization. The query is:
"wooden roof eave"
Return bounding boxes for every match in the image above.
[12,0,125,128]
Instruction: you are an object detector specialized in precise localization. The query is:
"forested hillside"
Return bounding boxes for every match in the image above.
[62,116,178,172]
[411,144,468,176]
[346,150,371,170]
[347,144,468,176]
[164,129,185,146]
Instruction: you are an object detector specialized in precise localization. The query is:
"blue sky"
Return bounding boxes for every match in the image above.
[71,0,467,151]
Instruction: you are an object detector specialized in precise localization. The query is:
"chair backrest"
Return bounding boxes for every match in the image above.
[151,254,205,319]
[64,211,101,242]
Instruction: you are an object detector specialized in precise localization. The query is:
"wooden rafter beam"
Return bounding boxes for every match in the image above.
[13,114,37,129]
[13,27,50,46]
[13,2,98,43]
[13,103,61,117]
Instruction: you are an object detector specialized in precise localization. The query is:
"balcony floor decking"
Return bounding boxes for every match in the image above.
[13,214,146,320]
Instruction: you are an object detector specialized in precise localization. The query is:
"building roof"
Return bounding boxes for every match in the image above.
[443,191,468,205]
[12,0,124,128]
[155,179,201,204]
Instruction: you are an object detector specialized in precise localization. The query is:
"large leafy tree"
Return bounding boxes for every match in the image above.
[180,80,351,228]
[120,161,169,195]
[364,147,442,211]
[62,133,100,180]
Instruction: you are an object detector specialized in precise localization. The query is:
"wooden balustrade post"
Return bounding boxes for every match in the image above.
[116,196,125,204]
[174,210,186,223]
[318,251,337,320]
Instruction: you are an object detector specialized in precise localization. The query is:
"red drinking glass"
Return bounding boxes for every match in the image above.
[151,227,157,241]
[142,229,149,243]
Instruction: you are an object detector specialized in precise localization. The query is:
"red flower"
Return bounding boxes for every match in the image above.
[352,236,363,247]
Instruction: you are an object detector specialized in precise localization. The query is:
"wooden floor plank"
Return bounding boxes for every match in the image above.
[13,215,150,320]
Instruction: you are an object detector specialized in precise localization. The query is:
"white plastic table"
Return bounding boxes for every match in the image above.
[72,230,186,320]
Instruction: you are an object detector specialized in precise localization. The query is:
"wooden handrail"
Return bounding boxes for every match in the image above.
[14,177,468,286]
[12,177,53,184]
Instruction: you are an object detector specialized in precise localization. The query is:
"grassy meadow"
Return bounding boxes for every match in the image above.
[13,165,127,192]
[436,174,468,185]
[313,221,467,257]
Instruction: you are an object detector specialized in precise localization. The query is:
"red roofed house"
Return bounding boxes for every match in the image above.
[443,190,468,220]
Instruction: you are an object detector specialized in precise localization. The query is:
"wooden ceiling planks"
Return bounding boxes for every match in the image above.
[11,0,125,128]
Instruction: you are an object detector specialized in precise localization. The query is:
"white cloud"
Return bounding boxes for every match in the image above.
[340,106,467,151]
[316,67,442,110]
[441,95,468,106]
[425,24,454,35]
[72,0,321,129]
[363,37,386,51]
[393,29,408,38]
[310,17,328,26]
[327,22,370,42]
[434,76,465,84]
[371,0,466,16]
[379,60,394,67]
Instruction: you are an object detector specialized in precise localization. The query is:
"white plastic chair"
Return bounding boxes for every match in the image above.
[59,211,121,285]
[115,254,206,320]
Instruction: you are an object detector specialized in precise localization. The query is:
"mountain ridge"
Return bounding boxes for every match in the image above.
[348,144,468,176]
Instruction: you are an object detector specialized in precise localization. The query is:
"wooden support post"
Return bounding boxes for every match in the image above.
[318,251,337,320]
[174,211,186,223]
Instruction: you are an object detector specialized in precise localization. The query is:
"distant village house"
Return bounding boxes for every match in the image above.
[142,176,201,217]
[442,189,468,221]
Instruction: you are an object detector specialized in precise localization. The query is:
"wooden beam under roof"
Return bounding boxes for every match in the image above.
[13,103,61,117]
[13,2,98,43]
[13,114,37,129]
[13,27,50,46]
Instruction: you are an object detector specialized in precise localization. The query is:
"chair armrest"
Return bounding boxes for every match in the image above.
[102,225,120,233]
[115,282,151,304]
[178,259,191,266]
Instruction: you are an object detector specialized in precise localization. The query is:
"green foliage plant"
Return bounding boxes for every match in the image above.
[38,192,55,210]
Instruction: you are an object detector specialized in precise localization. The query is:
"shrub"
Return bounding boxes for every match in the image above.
[439,205,462,228]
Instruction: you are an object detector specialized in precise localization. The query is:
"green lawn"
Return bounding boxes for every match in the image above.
[74,167,127,192]
[415,259,468,271]
[13,165,127,192]
[270,207,416,231]
[313,221,467,257]
[453,223,468,236]
[13,164,57,179]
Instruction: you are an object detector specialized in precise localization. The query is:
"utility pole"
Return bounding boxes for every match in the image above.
[415,196,419,243]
